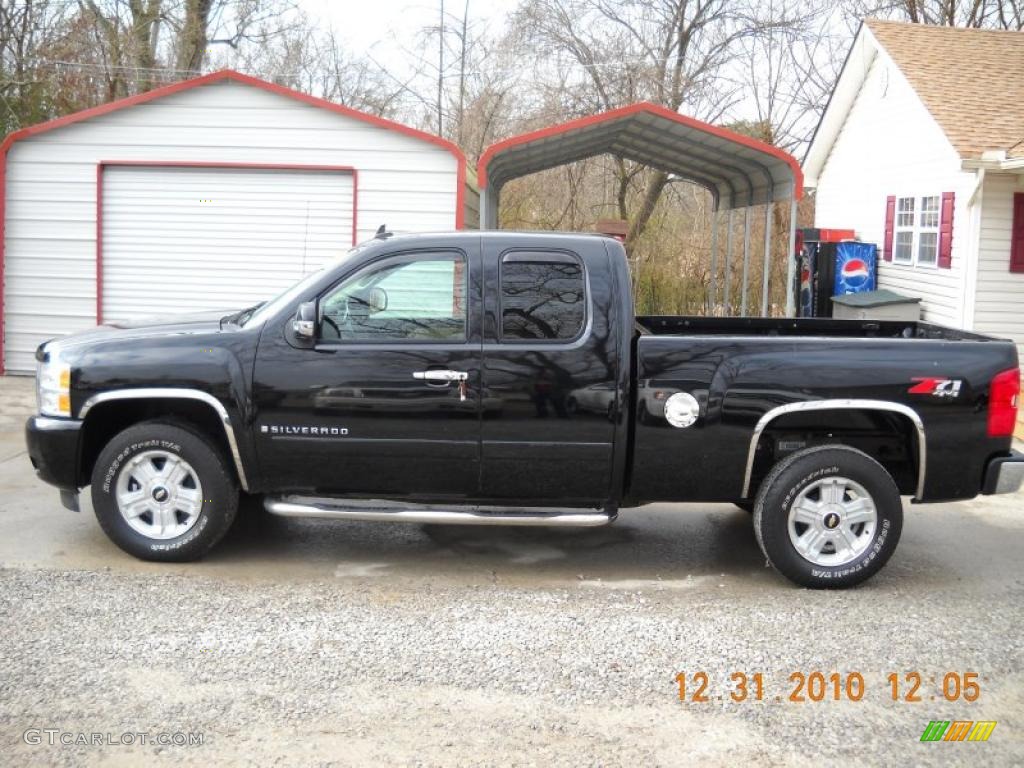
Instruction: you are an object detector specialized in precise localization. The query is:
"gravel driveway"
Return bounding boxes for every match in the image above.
[1,376,1022,766]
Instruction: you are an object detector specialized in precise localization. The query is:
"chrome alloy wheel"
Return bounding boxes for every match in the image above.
[787,476,878,567]
[114,450,204,540]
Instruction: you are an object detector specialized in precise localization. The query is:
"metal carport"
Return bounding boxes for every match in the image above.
[477,102,804,316]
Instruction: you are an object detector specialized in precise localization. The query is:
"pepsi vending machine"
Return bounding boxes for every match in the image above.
[833,241,877,297]
[796,230,876,317]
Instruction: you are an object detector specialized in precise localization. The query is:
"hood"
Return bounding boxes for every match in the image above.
[101,309,235,332]
[37,309,241,360]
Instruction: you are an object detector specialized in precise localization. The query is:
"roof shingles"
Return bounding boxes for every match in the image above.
[866,19,1024,159]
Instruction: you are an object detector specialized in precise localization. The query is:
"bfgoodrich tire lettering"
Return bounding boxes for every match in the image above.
[91,422,239,562]
[752,445,903,589]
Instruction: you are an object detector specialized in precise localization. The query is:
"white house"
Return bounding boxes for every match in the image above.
[804,20,1024,356]
[0,70,475,374]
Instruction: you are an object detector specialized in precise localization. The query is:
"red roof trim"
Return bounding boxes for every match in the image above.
[0,69,468,373]
[0,69,466,166]
[476,100,804,199]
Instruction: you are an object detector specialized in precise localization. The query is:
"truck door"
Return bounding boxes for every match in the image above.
[479,238,620,505]
[252,242,483,498]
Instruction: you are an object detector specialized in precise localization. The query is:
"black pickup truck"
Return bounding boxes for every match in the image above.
[25,231,1024,587]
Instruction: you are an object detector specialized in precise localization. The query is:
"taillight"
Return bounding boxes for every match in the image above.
[987,367,1020,438]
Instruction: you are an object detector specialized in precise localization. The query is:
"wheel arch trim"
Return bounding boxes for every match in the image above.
[741,399,926,501]
[78,388,250,491]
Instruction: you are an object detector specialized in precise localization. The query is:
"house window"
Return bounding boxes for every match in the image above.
[893,195,940,267]
[917,196,939,266]
[893,197,915,264]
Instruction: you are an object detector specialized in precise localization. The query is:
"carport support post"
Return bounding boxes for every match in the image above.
[761,203,773,316]
[708,210,719,315]
[481,187,499,230]
[723,209,734,315]
[740,206,752,316]
[785,197,798,317]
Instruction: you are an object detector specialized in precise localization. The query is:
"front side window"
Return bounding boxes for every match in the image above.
[500,252,585,341]
[893,195,940,267]
[319,251,466,342]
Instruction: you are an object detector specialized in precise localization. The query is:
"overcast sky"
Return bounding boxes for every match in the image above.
[298,0,518,62]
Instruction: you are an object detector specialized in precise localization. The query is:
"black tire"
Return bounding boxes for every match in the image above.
[752,445,902,589]
[90,421,239,562]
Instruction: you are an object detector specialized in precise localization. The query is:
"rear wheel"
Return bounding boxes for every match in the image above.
[752,445,902,588]
[90,422,239,561]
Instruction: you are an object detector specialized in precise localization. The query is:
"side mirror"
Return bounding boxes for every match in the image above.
[367,287,388,313]
[292,301,316,339]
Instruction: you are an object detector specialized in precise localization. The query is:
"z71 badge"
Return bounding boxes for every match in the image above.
[908,377,963,399]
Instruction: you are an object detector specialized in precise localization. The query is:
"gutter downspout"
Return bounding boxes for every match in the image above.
[961,168,985,331]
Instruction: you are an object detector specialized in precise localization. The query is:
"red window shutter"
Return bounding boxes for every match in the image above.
[938,191,955,269]
[1011,193,1024,273]
[883,196,895,261]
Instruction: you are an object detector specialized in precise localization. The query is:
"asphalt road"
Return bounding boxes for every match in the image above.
[1,376,1023,767]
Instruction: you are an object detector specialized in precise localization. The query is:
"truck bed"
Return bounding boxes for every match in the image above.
[636,315,1000,341]
[630,313,1018,506]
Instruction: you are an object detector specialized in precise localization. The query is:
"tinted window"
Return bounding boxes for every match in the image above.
[320,252,466,342]
[501,254,585,340]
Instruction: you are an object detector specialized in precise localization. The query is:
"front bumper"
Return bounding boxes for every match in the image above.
[25,415,83,491]
[982,451,1024,495]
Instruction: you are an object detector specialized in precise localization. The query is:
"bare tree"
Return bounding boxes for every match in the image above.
[177,0,215,75]
[73,0,299,96]
[233,15,413,118]
[509,0,794,251]
[846,0,1024,29]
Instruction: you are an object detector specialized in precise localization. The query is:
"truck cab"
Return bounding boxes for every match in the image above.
[247,231,632,508]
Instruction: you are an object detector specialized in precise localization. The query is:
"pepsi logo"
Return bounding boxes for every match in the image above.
[839,258,870,288]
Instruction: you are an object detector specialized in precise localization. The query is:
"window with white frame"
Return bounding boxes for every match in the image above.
[894,197,914,263]
[917,196,940,266]
[893,195,940,267]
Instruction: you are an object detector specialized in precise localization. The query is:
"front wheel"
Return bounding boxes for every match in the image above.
[90,422,239,561]
[752,445,902,588]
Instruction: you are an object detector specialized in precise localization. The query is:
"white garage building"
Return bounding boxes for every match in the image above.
[0,70,473,373]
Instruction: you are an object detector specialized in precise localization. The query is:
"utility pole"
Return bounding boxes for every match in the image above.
[437,0,445,136]
[457,0,469,146]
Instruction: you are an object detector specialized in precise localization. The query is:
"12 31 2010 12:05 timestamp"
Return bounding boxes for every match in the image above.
[675,671,981,704]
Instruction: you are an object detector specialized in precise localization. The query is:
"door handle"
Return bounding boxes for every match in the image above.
[413,370,468,383]
[413,370,470,401]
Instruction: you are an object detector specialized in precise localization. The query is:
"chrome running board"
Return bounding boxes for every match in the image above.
[264,495,615,527]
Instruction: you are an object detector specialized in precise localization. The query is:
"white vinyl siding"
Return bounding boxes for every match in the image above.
[101,165,354,320]
[973,173,1024,358]
[813,52,974,328]
[2,78,461,372]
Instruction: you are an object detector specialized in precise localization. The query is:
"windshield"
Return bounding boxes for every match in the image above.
[239,248,364,328]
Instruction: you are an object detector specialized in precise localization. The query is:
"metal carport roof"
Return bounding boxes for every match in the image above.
[477,101,803,225]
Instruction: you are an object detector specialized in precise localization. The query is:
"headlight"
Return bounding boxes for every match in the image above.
[36,354,71,417]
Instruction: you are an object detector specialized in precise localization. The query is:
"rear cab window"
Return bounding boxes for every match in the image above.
[500,251,586,342]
